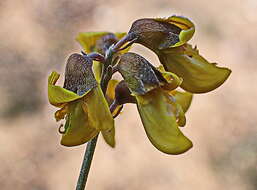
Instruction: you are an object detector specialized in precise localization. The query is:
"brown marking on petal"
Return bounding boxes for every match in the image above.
[63,53,97,95]
[128,18,181,51]
[118,52,163,95]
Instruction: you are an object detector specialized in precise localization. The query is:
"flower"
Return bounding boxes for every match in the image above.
[48,15,231,155]
[116,52,193,154]
[128,15,231,93]
[48,53,115,147]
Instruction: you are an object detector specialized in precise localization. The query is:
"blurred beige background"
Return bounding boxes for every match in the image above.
[0,0,256,189]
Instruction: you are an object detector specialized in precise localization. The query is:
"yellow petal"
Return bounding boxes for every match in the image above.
[61,101,99,147]
[93,61,102,82]
[164,94,186,127]
[111,104,123,118]
[106,79,119,102]
[175,103,186,127]
[48,71,60,85]
[158,44,231,93]
[48,71,90,107]
[101,128,115,148]
[105,80,125,117]
[169,90,193,113]
[82,85,114,131]
[136,88,192,155]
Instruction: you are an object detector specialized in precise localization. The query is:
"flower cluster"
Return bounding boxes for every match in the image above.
[48,15,231,154]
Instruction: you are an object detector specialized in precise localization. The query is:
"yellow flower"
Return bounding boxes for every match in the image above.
[48,53,114,147]
[117,52,193,154]
[128,16,231,93]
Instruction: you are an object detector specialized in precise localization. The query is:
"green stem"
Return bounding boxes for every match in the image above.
[76,135,99,190]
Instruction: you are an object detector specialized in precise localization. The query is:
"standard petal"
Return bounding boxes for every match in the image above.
[158,44,231,93]
[136,89,193,155]
[61,101,99,147]
[82,85,114,131]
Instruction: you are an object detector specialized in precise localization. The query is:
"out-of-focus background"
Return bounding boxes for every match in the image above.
[0,0,256,189]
